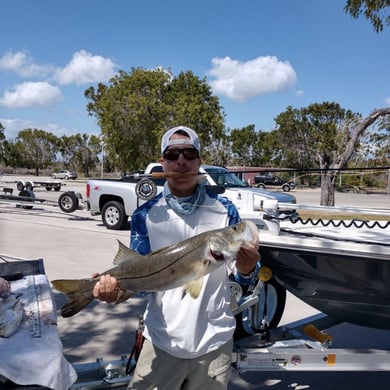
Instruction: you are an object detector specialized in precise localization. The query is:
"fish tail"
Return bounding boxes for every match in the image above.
[51,278,95,317]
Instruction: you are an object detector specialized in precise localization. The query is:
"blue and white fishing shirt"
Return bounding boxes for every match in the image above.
[130,190,258,358]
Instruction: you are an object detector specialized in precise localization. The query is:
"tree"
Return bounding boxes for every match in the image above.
[59,133,101,177]
[85,68,225,173]
[165,71,225,164]
[85,68,171,174]
[229,125,257,165]
[0,122,5,166]
[0,122,4,142]
[344,0,390,32]
[275,102,390,206]
[0,123,24,168]
[14,128,58,175]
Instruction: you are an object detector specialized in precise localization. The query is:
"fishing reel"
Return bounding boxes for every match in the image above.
[135,178,158,201]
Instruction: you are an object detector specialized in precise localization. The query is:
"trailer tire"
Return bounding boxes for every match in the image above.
[45,186,52,191]
[18,189,35,209]
[17,181,25,191]
[25,181,34,191]
[233,277,286,339]
[58,191,79,213]
[102,201,128,230]
[54,185,61,192]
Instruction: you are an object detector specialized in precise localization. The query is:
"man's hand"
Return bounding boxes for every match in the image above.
[92,274,121,303]
[0,278,10,294]
[236,234,260,275]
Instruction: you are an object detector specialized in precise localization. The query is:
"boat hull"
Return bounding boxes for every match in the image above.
[259,231,390,330]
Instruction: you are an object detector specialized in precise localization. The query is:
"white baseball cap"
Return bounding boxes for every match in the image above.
[161,126,201,154]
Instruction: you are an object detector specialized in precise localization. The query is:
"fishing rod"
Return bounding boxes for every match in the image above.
[238,166,390,174]
[132,172,224,201]
[132,171,203,180]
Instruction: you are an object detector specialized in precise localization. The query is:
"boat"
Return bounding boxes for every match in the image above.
[257,205,390,330]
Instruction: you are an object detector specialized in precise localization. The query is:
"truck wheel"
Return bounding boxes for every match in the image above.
[54,185,61,191]
[102,201,128,230]
[256,183,266,189]
[282,184,291,192]
[233,277,286,339]
[45,186,52,191]
[58,191,79,213]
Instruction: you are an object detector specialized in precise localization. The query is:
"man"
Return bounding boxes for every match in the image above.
[93,126,260,389]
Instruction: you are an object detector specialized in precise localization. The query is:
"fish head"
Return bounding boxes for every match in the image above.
[208,220,259,263]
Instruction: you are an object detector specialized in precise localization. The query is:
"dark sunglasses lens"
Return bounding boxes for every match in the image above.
[164,148,198,160]
[163,149,180,160]
[182,149,198,159]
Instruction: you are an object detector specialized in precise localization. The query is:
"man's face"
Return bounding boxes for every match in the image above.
[160,133,201,197]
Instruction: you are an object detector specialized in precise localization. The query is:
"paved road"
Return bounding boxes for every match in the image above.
[1,176,389,389]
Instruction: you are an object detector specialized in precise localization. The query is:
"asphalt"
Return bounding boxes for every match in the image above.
[0,176,389,389]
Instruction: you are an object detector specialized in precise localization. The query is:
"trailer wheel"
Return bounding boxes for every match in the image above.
[54,185,61,192]
[16,181,25,191]
[25,181,34,191]
[18,189,35,209]
[233,277,286,339]
[45,186,52,191]
[102,201,128,230]
[58,191,79,213]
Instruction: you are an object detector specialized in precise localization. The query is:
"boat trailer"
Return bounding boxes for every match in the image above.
[0,187,84,214]
[68,312,390,389]
[0,178,65,192]
[233,314,390,373]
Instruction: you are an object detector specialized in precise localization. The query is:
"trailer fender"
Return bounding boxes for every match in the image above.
[18,189,35,209]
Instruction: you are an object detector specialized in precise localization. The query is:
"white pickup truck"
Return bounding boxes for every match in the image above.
[85,163,296,230]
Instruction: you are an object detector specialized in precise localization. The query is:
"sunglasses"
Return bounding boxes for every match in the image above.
[163,148,199,161]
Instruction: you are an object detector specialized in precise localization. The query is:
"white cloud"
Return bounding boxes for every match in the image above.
[54,50,117,85]
[208,56,297,102]
[0,50,54,78]
[0,117,79,139]
[0,81,63,108]
[296,89,304,97]
[0,50,117,86]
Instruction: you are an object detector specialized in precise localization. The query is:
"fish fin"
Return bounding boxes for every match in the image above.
[115,289,135,304]
[51,278,95,318]
[113,240,140,265]
[182,278,203,299]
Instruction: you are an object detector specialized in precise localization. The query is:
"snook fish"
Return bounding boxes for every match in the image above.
[52,220,258,317]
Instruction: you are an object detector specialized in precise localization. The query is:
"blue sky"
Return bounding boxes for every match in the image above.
[1,0,389,140]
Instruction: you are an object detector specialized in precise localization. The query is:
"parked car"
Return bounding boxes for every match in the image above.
[254,174,295,192]
[51,170,77,180]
